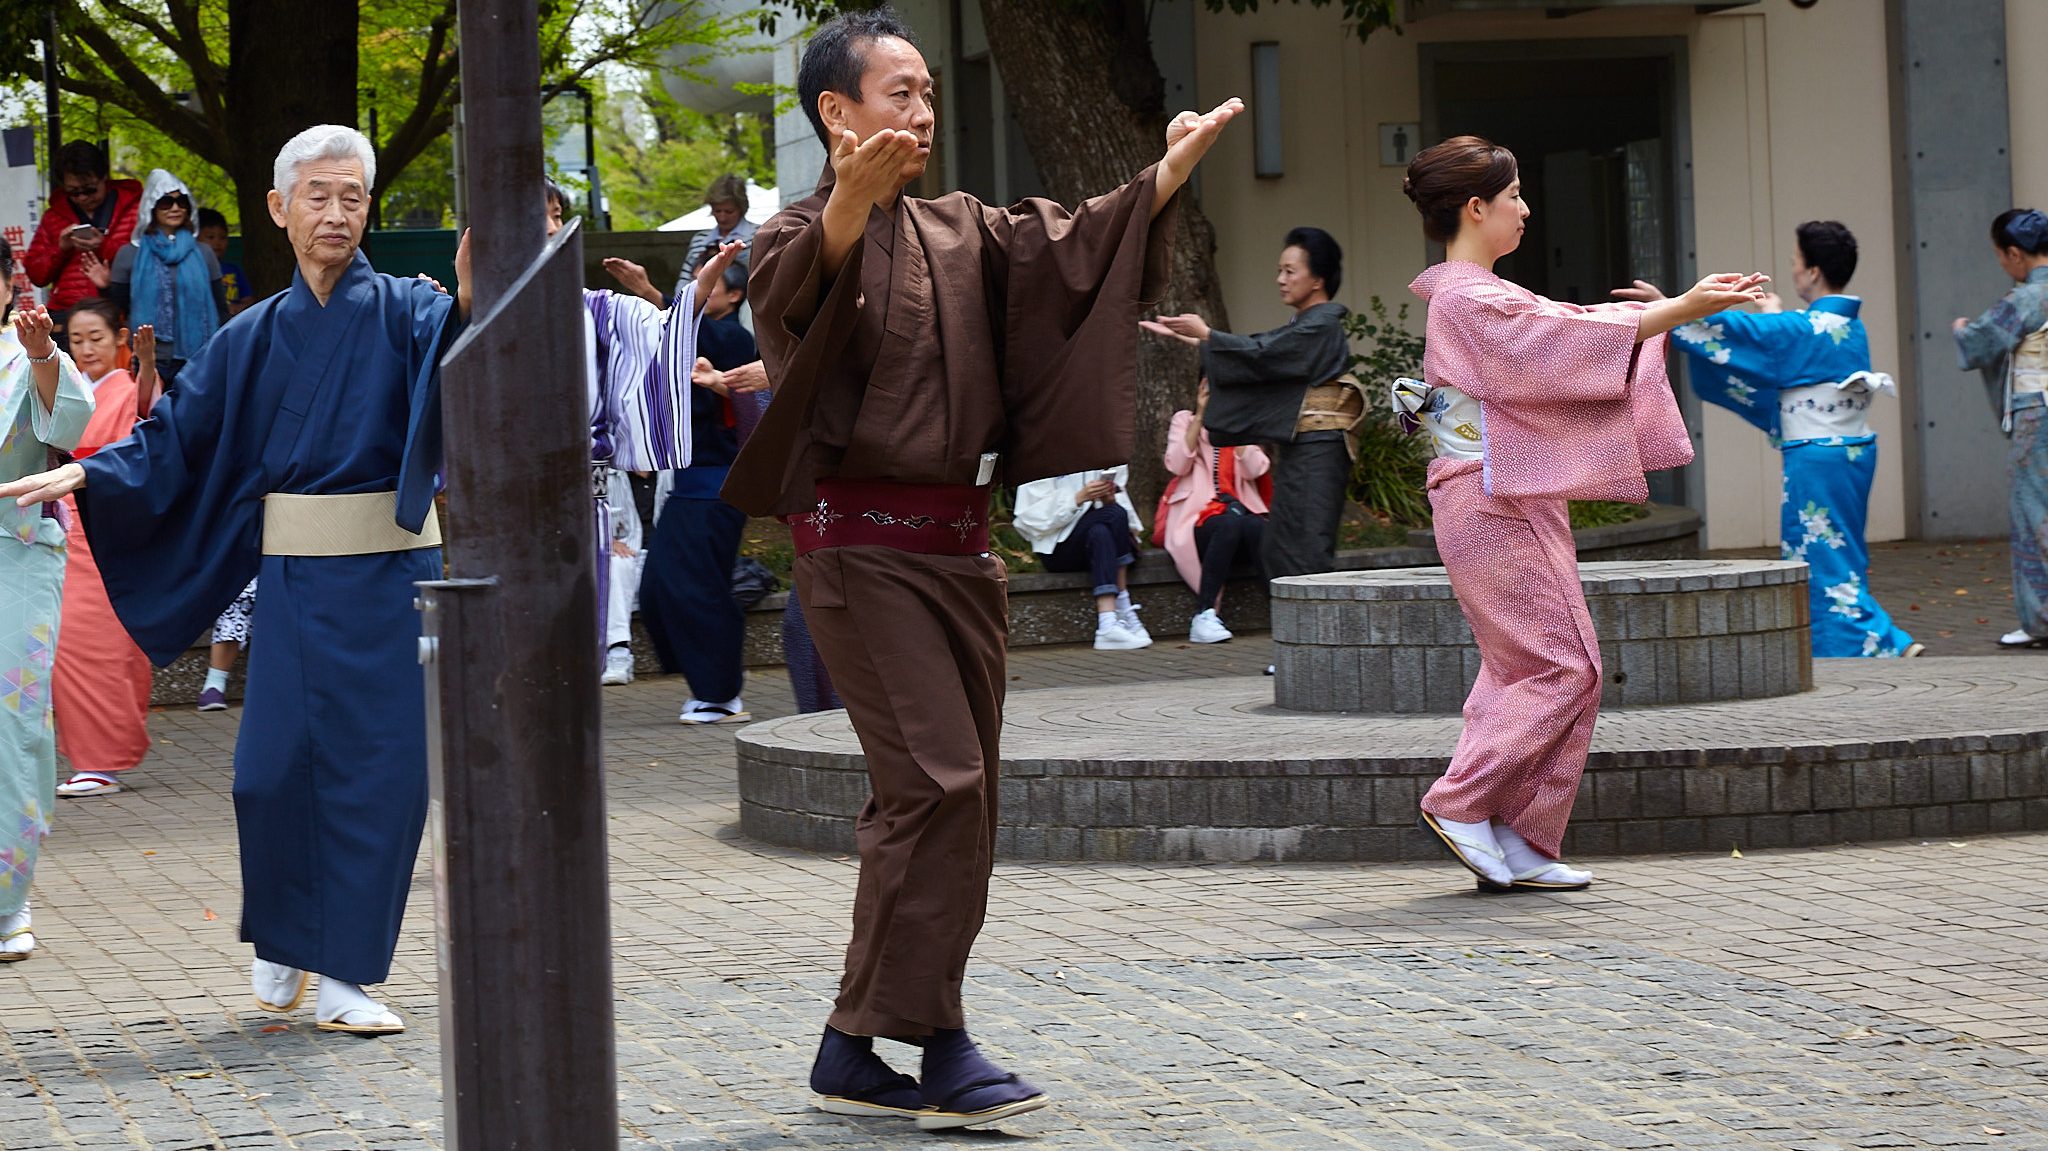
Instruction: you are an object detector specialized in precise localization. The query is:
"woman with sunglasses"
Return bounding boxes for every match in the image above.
[86,169,227,384]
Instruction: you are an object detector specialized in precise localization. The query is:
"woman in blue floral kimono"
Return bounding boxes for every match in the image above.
[1618,221,1917,657]
[0,237,94,961]
[1955,208,2048,647]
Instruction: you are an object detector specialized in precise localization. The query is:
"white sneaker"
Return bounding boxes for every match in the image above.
[252,957,309,1011]
[1998,629,2042,647]
[315,978,405,1035]
[0,903,33,962]
[1093,619,1151,651]
[679,696,751,724]
[601,646,634,686]
[1188,609,1233,644]
[1117,605,1151,642]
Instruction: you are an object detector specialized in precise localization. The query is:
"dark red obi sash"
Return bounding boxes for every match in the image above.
[785,478,992,557]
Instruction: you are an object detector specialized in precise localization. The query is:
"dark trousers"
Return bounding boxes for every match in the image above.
[1193,511,1267,610]
[796,546,1008,1036]
[640,496,747,702]
[1263,431,1350,579]
[781,590,841,713]
[1039,506,1135,596]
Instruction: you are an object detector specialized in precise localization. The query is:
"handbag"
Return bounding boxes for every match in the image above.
[730,555,781,609]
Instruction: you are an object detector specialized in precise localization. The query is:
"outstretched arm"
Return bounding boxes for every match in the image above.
[1152,99,1243,218]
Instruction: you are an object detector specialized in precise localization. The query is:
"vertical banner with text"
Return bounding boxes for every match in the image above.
[2,126,45,305]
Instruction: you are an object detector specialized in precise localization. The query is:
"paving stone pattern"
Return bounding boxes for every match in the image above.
[9,541,2048,1148]
[1271,560,1813,713]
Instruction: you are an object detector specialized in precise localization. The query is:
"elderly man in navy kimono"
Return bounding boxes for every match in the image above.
[2,124,467,1035]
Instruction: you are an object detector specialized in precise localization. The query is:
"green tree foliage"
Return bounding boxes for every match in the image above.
[595,78,771,232]
[1343,298,1434,527]
[6,0,749,224]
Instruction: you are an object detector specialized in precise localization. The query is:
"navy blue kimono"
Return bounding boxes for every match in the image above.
[78,250,454,985]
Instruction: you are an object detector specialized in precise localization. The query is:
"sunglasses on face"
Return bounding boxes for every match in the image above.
[156,196,189,211]
[63,182,102,199]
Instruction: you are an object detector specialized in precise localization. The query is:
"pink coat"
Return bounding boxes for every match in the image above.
[1410,261,1693,502]
[1160,408,1270,594]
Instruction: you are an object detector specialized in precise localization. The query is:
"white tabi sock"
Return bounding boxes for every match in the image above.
[1097,611,1118,632]
[204,667,230,693]
[1492,821,1593,884]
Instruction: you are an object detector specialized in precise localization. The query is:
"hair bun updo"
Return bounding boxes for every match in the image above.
[1403,135,1518,244]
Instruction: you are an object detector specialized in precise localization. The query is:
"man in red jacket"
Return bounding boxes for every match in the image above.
[24,141,142,323]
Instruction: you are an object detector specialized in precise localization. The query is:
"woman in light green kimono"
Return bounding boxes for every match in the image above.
[0,237,95,961]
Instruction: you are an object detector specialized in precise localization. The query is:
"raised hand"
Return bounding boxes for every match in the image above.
[691,356,730,398]
[603,256,662,306]
[691,240,746,315]
[12,302,56,359]
[1139,313,1212,345]
[1681,272,1770,318]
[1610,279,1666,303]
[832,126,922,210]
[1157,99,1244,205]
[453,228,472,317]
[79,251,111,290]
[133,324,160,420]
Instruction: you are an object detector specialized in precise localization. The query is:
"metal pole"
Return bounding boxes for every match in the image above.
[421,0,616,1146]
[42,7,61,174]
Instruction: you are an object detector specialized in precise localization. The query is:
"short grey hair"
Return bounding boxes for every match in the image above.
[273,124,377,204]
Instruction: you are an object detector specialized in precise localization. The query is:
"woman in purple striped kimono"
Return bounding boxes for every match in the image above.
[1400,136,1767,893]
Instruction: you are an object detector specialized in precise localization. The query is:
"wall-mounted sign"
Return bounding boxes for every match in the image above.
[1379,123,1421,167]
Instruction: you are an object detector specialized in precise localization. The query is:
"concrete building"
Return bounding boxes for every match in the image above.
[748,0,2043,547]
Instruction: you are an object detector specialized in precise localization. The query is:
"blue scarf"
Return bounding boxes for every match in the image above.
[129,228,219,358]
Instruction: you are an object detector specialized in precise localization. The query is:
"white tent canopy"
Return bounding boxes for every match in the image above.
[658,179,779,232]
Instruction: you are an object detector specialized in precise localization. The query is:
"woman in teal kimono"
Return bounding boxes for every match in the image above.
[1618,221,1917,658]
[1954,208,2048,647]
[0,238,94,961]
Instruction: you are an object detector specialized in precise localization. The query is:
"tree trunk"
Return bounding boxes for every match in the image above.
[975,0,1232,515]
[226,0,361,296]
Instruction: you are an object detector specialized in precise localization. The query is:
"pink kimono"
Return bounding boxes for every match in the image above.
[1410,261,1693,858]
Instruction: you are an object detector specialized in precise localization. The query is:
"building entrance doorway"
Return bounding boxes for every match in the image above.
[1422,39,1693,503]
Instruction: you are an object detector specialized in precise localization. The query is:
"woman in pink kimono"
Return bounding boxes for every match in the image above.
[1401,136,1766,892]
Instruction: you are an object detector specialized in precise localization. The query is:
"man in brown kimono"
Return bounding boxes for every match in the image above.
[721,6,1238,1132]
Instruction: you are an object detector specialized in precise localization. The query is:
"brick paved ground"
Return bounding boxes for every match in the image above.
[4,541,2047,1149]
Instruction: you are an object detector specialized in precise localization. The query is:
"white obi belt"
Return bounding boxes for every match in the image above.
[1391,377,1484,461]
[1778,370,1895,442]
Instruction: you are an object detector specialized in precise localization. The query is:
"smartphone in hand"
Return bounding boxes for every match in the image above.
[66,223,105,248]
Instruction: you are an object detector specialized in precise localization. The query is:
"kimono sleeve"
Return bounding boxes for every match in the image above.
[18,348,94,452]
[1201,309,1348,392]
[1955,284,2048,371]
[986,165,1179,482]
[1426,285,1643,406]
[1669,308,1801,433]
[75,325,261,665]
[594,287,697,473]
[395,278,459,532]
[721,205,870,515]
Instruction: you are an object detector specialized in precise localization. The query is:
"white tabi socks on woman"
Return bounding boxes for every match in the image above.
[1428,816,1515,885]
[1492,821,1594,889]
[1,903,34,961]
[315,978,405,1035]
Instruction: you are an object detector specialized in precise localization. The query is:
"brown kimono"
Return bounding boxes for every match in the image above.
[724,165,1175,1037]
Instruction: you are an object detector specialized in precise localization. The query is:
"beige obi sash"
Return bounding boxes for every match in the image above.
[262,491,442,556]
[2014,325,2048,396]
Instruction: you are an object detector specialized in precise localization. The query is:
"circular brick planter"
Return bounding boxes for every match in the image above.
[735,659,2048,862]
[1271,559,1813,714]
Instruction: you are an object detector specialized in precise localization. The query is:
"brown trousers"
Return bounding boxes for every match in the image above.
[794,545,1009,1037]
